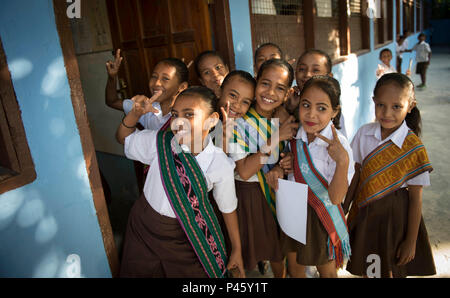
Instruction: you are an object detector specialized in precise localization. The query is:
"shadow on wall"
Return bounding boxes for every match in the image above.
[0,54,110,277]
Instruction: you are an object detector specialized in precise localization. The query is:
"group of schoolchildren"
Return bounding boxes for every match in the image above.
[104,32,435,278]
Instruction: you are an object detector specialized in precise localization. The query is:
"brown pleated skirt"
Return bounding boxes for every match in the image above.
[119,194,208,278]
[346,188,436,278]
[235,180,283,271]
[281,204,332,266]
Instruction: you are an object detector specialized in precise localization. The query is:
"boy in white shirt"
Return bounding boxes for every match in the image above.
[406,33,432,88]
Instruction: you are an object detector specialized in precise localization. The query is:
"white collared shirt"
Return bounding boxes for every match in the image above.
[396,39,409,59]
[124,130,238,218]
[287,121,355,187]
[350,121,430,186]
[412,41,431,63]
[376,62,397,79]
[123,99,172,130]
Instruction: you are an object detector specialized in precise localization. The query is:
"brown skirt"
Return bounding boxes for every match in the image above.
[346,188,436,278]
[281,204,331,266]
[235,180,283,271]
[119,194,208,278]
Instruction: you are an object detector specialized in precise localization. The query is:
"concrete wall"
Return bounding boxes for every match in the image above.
[0,0,111,277]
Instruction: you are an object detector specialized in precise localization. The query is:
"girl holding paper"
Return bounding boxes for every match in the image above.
[230,59,299,277]
[275,75,354,278]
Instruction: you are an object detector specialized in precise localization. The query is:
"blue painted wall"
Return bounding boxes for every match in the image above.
[229,0,255,75]
[0,0,111,277]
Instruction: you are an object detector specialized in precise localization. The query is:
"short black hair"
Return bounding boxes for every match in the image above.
[257,58,294,87]
[158,57,189,84]
[254,43,283,64]
[379,48,392,59]
[176,86,217,115]
[297,49,332,74]
[221,70,256,91]
[194,50,226,77]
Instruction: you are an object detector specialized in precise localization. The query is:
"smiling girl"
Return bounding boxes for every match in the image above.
[229,59,299,277]
[116,86,245,278]
[276,75,354,278]
[194,50,230,98]
[344,73,435,278]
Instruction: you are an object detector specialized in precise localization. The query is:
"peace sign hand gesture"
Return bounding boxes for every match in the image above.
[106,49,123,78]
[130,92,162,117]
[315,124,349,167]
[221,101,237,135]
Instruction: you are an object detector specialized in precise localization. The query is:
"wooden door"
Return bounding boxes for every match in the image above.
[106,0,213,98]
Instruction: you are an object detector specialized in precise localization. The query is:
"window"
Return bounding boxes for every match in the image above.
[349,0,365,52]
[374,0,393,46]
[250,0,305,62]
[403,0,414,34]
[314,0,340,59]
[0,37,36,194]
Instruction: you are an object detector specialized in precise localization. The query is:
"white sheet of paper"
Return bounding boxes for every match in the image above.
[276,178,308,244]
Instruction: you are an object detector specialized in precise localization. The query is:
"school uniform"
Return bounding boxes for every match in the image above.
[229,108,284,271]
[120,125,237,278]
[376,62,397,80]
[281,121,354,266]
[412,41,431,76]
[346,121,436,277]
[396,40,409,72]
[123,99,171,185]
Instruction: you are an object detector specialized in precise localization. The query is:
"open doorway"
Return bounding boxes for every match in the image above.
[67,0,235,266]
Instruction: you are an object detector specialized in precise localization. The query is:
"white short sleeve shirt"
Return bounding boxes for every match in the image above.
[412,41,432,63]
[350,121,430,187]
[125,130,238,217]
[287,121,355,191]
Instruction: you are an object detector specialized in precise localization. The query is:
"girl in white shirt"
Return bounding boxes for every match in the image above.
[376,48,397,79]
[229,59,299,277]
[272,75,354,278]
[116,86,245,278]
[344,73,435,277]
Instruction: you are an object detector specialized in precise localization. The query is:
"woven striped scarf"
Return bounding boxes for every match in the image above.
[291,139,351,268]
[348,130,433,224]
[232,107,284,219]
[157,119,228,278]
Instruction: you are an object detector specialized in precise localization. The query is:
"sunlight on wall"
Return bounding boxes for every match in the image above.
[8,58,33,80]
[16,193,45,228]
[0,190,25,230]
[32,249,61,278]
[329,29,340,59]
[40,56,68,98]
[35,215,58,244]
[333,54,361,139]
[32,250,85,278]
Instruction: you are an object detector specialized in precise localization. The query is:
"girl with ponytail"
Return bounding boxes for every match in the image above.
[343,73,436,278]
